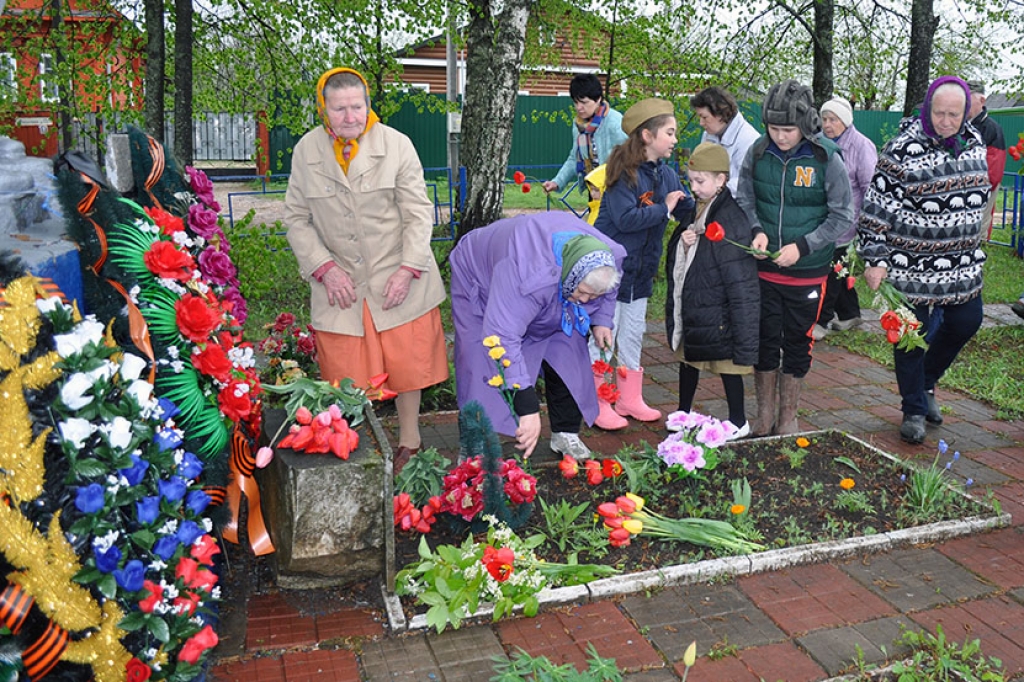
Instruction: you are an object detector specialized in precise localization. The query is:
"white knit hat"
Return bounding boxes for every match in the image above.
[820,97,853,128]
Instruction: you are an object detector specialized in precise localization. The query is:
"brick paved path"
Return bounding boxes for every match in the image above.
[210,308,1024,681]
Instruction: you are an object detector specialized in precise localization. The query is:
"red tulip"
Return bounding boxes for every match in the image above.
[609,527,631,547]
[597,502,621,518]
[886,329,902,344]
[704,221,725,242]
[329,431,351,459]
[614,495,636,513]
[522,182,532,193]
[879,310,902,332]
[295,406,313,425]
[513,170,526,184]
[482,545,516,581]
[602,459,624,478]
[559,455,579,479]
[846,276,856,290]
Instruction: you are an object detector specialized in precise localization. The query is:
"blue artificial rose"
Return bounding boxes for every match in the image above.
[153,536,180,561]
[154,426,183,452]
[75,483,106,514]
[119,455,150,486]
[136,496,161,524]
[178,452,204,480]
[176,520,203,546]
[186,489,211,515]
[113,559,145,592]
[94,543,122,574]
[156,397,181,421]
[158,476,187,503]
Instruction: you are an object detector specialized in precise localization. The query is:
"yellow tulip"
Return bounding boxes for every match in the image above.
[502,358,511,367]
[683,640,697,667]
[625,492,645,511]
[622,518,643,535]
[489,346,507,360]
[512,383,521,389]
[483,335,500,348]
[488,375,504,387]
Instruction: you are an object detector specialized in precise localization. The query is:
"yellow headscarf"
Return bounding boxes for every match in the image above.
[315,67,381,174]
[584,164,607,226]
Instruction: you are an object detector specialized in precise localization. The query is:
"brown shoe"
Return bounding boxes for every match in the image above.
[393,445,420,475]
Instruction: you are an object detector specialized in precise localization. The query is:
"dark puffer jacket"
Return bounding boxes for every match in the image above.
[665,191,760,365]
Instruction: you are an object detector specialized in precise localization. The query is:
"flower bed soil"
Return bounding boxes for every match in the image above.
[395,430,991,585]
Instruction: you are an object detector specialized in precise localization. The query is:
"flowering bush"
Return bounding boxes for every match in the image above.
[255,312,319,386]
[659,411,736,475]
[441,456,537,522]
[45,296,223,680]
[395,518,617,632]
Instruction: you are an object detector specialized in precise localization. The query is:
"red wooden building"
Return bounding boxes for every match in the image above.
[0,0,143,156]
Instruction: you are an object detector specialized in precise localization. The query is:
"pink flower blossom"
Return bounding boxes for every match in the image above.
[186,166,221,212]
[198,247,239,287]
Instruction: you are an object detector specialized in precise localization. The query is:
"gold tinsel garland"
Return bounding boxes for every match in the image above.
[0,276,133,680]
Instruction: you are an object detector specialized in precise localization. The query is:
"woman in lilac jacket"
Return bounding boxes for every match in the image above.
[451,213,626,459]
[814,96,878,337]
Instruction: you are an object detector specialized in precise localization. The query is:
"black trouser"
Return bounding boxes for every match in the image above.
[756,279,825,378]
[818,252,861,325]
[542,361,582,433]
[678,363,746,425]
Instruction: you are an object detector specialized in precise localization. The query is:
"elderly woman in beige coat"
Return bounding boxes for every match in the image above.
[285,67,448,471]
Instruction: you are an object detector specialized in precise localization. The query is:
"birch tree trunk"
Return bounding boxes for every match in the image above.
[173,0,193,166]
[144,0,165,141]
[458,0,534,237]
[904,0,938,116]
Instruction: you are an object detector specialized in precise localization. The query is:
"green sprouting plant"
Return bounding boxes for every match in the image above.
[781,516,812,546]
[538,497,592,553]
[835,491,875,514]
[395,446,450,506]
[782,445,807,469]
[491,643,623,682]
[617,444,665,500]
[888,625,1004,681]
[901,440,965,524]
[706,636,739,661]
[803,481,825,497]
[834,455,863,475]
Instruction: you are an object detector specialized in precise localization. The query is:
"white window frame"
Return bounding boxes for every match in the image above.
[39,53,59,103]
[0,53,16,102]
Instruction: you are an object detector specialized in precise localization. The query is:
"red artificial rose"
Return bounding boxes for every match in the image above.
[879,310,902,332]
[126,658,152,682]
[513,170,526,184]
[218,380,252,421]
[173,592,200,616]
[144,240,195,281]
[273,312,296,332]
[191,534,221,565]
[145,206,185,236]
[175,556,199,585]
[190,568,218,591]
[192,343,233,382]
[704,221,725,242]
[138,580,163,614]
[176,294,221,343]
[178,625,219,665]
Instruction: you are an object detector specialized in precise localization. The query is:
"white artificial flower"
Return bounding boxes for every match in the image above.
[167,346,180,359]
[35,296,63,314]
[228,346,255,369]
[60,373,95,410]
[105,416,133,450]
[58,418,95,448]
[170,360,185,373]
[120,353,148,381]
[157,519,178,535]
[148,559,167,572]
[174,191,192,204]
[129,285,141,301]
[86,361,117,383]
[94,530,120,552]
[211,586,222,599]
[202,518,213,532]
[126,379,154,406]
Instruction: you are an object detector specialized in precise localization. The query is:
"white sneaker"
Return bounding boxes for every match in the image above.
[550,432,592,460]
[724,421,750,442]
[811,324,829,341]
[830,317,861,331]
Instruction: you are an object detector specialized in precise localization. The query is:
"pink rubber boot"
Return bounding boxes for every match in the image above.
[614,367,662,422]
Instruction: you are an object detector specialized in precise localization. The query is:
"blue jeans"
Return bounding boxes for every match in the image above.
[893,296,983,416]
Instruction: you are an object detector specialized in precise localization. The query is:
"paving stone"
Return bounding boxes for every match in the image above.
[939,526,1024,590]
[676,654,760,682]
[739,564,896,635]
[621,583,786,661]
[937,421,1016,451]
[498,612,590,671]
[797,615,913,676]
[739,640,828,682]
[803,408,893,433]
[973,446,1024,480]
[246,593,319,651]
[838,548,995,612]
[360,634,444,680]
[282,648,361,682]
[209,656,286,682]
[428,626,507,681]
[315,607,385,641]
[553,601,663,671]
[622,669,678,682]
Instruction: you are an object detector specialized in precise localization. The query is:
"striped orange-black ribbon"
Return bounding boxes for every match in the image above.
[76,174,108,275]
[222,425,274,556]
[0,581,34,634]
[203,485,227,507]
[0,278,68,309]
[23,620,69,681]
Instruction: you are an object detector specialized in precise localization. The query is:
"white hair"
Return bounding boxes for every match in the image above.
[581,265,621,295]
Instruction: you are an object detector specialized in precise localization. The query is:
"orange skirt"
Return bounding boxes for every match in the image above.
[315,303,449,393]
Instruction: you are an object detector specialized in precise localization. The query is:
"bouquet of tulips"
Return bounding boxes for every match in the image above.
[275,404,360,458]
[393,492,442,534]
[598,493,764,553]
